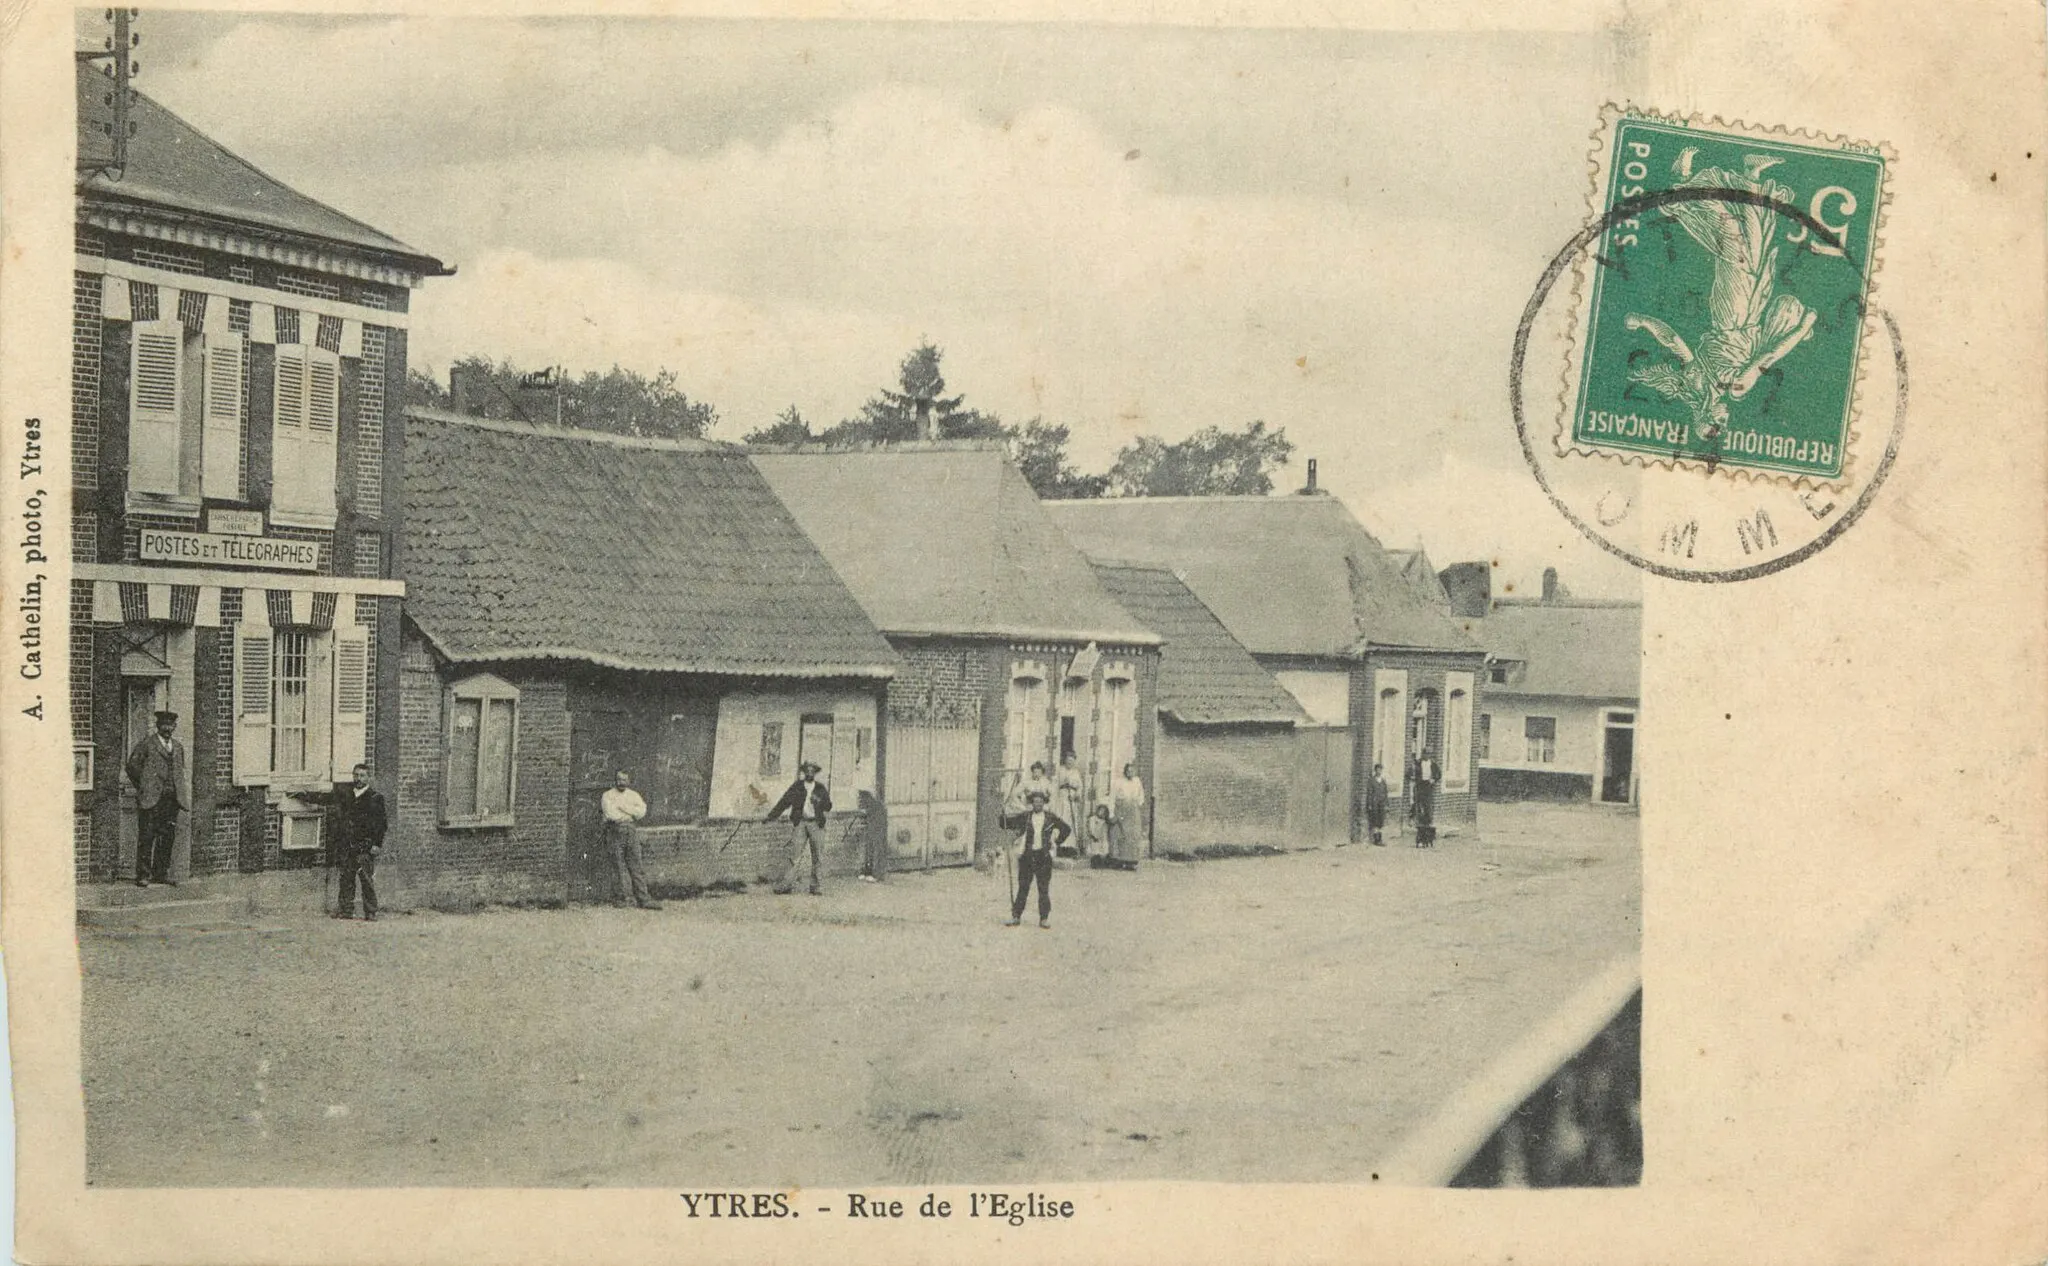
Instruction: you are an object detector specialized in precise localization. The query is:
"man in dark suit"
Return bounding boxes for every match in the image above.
[124,709,186,887]
[1000,788,1070,929]
[765,760,832,895]
[304,763,389,920]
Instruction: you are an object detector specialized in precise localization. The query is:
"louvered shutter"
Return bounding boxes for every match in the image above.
[201,332,244,499]
[272,345,308,514]
[331,623,370,776]
[233,612,274,785]
[304,351,340,520]
[128,320,184,495]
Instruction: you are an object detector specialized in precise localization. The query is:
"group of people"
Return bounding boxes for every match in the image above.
[123,709,387,919]
[994,752,1147,929]
[1361,753,1441,848]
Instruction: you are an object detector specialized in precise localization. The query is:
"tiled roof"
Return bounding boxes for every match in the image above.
[1387,547,1451,606]
[1046,496,1480,657]
[1090,562,1307,726]
[403,410,900,678]
[76,66,447,274]
[1484,600,1642,700]
[750,447,1160,645]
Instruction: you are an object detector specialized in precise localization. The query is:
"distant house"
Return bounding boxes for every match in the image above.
[1089,562,1308,853]
[752,446,1162,867]
[1477,574,1642,805]
[395,410,901,907]
[71,66,450,894]
[1047,495,1486,842]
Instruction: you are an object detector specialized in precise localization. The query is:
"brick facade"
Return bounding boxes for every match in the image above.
[1153,722,1297,853]
[1349,649,1489,836]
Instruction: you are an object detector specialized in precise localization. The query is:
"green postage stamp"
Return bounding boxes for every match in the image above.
[1563,108,1891,484]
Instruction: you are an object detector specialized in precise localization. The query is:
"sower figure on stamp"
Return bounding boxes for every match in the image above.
[302,763,388,920]
[602,770,661,909]
[1001,788,1070,929]
[124,710,186,887]
[1413,751,1439,848]
[766,760,831,895]
[1365,762,1391,846]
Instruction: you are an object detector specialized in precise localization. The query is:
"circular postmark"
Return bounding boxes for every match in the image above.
[1512,185,1907,583]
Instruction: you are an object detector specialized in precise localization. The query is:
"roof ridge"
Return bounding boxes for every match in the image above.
[408,406,736,453]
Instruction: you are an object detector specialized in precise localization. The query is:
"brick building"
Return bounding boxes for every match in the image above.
[395,410,901,908]
[1048,490,1487,842]
[752,446,1162,868]
[1088,562,1308,854]
[71,67,450,893]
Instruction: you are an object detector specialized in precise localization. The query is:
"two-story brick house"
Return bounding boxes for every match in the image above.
[71,67,450,895]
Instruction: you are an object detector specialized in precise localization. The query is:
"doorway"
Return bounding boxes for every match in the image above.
[1600,710,1636,804]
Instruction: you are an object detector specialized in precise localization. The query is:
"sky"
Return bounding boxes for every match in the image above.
[109,12,1643,599]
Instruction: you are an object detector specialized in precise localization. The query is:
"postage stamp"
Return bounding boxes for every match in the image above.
[1560,107,1891,485]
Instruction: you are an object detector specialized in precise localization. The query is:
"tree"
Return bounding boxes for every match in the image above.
[744,405,819,446]
[825,341,1009,444]
[1010,420,1110,500]
[405,357,719,441]
[1106,421,1294,497]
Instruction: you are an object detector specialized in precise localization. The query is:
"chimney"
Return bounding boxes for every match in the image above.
[451,366,470,416]
[1298,458,1327,496]
[1440,560,1492,619]
[1541,567,1560,602]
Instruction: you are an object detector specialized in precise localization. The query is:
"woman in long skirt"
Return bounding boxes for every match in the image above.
[1109,762,1148,868]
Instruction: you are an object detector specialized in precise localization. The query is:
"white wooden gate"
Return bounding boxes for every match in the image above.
[887,717,980,869]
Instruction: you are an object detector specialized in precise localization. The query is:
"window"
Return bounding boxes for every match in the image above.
[232,615,367,789]
[799,712,834,777]
[443,675,519,826]
[1478,714,1492,761]
[271,343,341,527]
[128,315,244,507]
[1525,715,1557,764]
[1006,664,1049,776]
[758,721,785,779]
[273,630,312,776]
[1444,673,1474,791]
[1489,664,1508,684]
[73,744,94,791]
[1372,670,1408,785]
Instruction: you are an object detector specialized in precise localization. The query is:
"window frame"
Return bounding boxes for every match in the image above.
[269,340,343,530]
[441,674,520,828]
[1524,715,1558,764]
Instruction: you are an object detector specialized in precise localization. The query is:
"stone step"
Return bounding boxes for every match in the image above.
[80,880,219,908]
[77,896,240,928]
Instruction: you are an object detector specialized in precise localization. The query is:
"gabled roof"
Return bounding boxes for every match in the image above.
[403,410,899,678]
[1090,562,1308,726]
[1483,600,1642,700]
[750,447,1159,646]
[1046,496,1479,657]
[1386,547,1451,606]
[76,66,448,276]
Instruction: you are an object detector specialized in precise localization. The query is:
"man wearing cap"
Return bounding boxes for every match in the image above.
[766,760,832,895]
[1000,788,1070,928]
[124,710,187,887]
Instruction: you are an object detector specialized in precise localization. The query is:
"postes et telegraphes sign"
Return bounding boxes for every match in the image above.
[138,530,319,571]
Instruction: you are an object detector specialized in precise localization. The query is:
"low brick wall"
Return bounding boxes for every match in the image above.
[1156,726,1296,853]
[1479,767,1594,802]
[621,812,869,897]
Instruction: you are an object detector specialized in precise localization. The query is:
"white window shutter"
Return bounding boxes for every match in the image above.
[128,321,184,495]
[331,623,370,776]
[201,332,245,500]
[271,345,309,515]
[233,618,274,785]
[305,351,340,520]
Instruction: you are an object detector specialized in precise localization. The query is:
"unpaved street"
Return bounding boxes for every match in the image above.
[82,803,1638,1187]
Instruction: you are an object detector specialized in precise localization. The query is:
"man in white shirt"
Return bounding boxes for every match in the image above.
[600,770,660,909]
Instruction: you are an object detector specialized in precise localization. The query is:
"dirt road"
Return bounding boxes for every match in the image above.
[81,803,1638,1187]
